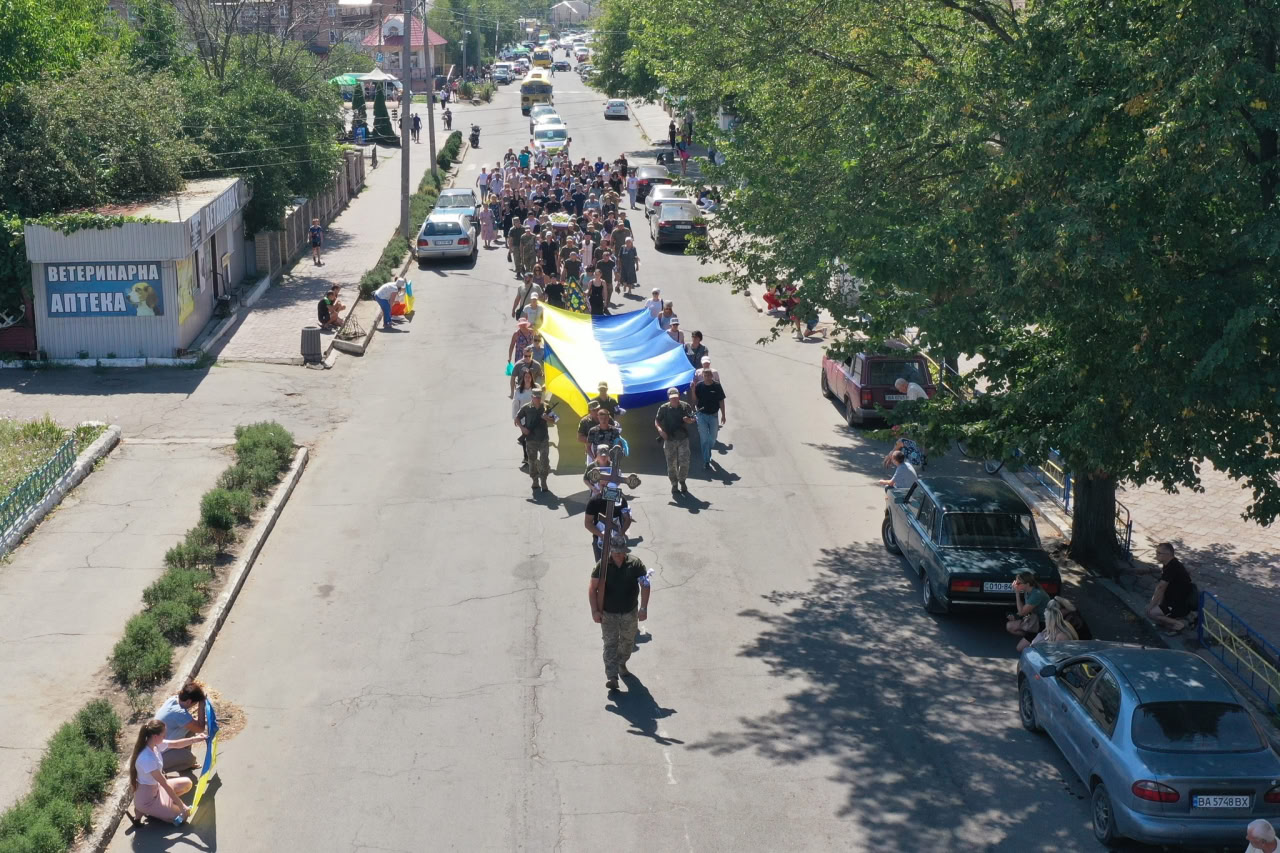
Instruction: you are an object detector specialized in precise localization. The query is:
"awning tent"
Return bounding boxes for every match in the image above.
[357,68,399,82]
[536,305,697,417]
[329,73,362,86]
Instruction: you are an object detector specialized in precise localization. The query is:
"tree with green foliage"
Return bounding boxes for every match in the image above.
[127,0,190,73]
[0,0,121,86]
[588,0,660,100]
[626,0,1280,571]
[372,85,398,145]
[350,81,368,135]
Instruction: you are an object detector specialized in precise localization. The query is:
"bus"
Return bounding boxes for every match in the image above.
[520,69,553,115]
[531,47,552,68]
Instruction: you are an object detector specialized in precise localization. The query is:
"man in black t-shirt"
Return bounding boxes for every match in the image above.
[1145,542,1196,633]
[583,488,631,560]
[589,544,650,689]
[692,368,727,470]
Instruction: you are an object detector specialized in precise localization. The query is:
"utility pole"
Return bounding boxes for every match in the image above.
[421,0,439,182]
[400,0,413,241]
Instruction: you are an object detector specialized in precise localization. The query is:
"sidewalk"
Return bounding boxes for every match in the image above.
[0,440,230,814]
[211,130,443,363]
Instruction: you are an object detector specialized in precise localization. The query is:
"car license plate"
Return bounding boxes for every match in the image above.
[676,224,691,229]
[884,394,906,401]
[434,240,452,246]
[983,582,1014,593]
[1193,795,1250,809]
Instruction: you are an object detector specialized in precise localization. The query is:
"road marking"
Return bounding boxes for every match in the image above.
[659,731,677,785]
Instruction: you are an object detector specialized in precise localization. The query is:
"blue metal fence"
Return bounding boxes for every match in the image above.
[0,437,77,536]
[1199,591,1280,714]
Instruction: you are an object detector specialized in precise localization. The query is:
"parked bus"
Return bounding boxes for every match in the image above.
[520,69,553,115]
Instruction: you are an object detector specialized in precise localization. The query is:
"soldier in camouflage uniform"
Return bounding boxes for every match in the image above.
[588,539,651,690]
[654,387,695,496]
[519,229,538,285]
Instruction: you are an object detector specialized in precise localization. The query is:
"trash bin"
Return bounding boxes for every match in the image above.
[301,326,323,364]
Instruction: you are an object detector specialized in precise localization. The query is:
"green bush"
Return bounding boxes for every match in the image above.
[458,81,474,100]
[372,87,397,145]
[73,700,120,752]
[217,463,252,491]
[164,524,219,569]
[239,447,282,493]
[200,488,239,533]
[110,613,172,687]
[477,81,496,102]
[143,566,208,611]
[30,725,116,807]
[233,422,294,471]
[227,488,252,522]
[149,599,196,642]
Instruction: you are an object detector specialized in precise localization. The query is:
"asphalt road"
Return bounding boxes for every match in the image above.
[106,80,1135,853]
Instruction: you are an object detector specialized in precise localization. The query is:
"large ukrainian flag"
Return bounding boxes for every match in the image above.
[538,306,697,417]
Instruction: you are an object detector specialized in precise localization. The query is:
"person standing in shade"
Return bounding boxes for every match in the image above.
[593,382,624,417]
[411,113,421,143]
[692,367,726,470]
[589,541,651,690]
[515,387,558,493]
[668,120,677,149]
[308,218,324,266]
[655,387,695,495]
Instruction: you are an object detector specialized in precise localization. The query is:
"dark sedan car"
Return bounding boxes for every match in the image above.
[1019,642,1280,847]
[883,476,1061,613]
[649,200,706,248]
[632,164,672,203]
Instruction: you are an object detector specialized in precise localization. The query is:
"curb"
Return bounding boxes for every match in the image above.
[1,423,120,557]
[75,446,309,853]
[331,314,379,356]
[746,290,765,313]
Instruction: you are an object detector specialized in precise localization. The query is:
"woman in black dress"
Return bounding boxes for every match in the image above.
[587,269,607,316]
[618,237,640,293]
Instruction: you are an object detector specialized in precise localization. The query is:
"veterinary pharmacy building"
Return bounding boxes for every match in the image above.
[23,177,248,359]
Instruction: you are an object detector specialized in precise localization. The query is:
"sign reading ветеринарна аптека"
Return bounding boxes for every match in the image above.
[45,263,165,318]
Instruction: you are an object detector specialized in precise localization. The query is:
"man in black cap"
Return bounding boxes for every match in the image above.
[654,387,695,495]
[514,387,558,493]
[588,538,651,690]
[577,399,602,463]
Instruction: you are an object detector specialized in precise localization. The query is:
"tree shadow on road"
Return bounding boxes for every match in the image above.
[688,540,1104,852]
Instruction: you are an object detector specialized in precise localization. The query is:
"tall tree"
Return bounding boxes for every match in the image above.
[589,0,660,100]
[628,0,1280,570]
[350,80,368,134]
[0,0,121,86]
[372,85,397,144]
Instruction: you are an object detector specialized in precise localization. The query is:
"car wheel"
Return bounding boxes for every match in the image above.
[820,370,833,399]
[1018,676,1041,732]
[922,577,948,614]
[1091,782,1120,847]
[844,397,858,428]
[881,512,901,555]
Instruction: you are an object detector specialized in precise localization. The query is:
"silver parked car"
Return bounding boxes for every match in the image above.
[1018,641,1280,847]
[415,212,475,261]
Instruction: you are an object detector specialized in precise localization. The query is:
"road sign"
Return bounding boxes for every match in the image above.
[376,52,384,63]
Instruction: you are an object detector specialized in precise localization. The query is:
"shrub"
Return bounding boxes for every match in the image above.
[240,447,281,493]
[217,463,251,491]
[30,725,116,806]
[149,599,196,642]
[458,80,474,100]
[233,422,294,471]
[200,488,239,533]
[371,86,397,145]
[164,524,218,569]
[110,613,172,687]
[143,567,210,612]
[73,700,120,752]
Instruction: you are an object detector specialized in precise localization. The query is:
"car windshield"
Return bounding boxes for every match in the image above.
[437,195,473,208]
[424,221,462,236]
[660,203,698,221]
[866,359,929,388]
[939,513,1038,548]
[535,128,567,141]
[1131,702,1264,753]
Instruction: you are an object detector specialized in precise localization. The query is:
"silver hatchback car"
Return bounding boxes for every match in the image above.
[1018,642,1280,847]
[415,212,475,261]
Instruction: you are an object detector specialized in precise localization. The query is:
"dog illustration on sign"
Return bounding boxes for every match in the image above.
[128,282,161,316]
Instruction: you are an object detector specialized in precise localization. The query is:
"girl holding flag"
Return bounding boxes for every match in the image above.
[127,720,206,824]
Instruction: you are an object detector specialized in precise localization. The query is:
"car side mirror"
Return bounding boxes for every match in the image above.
[1038,664,1057,679]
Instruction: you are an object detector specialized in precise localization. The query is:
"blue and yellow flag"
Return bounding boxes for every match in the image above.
[185,700,219,821]
[537,306,696,417]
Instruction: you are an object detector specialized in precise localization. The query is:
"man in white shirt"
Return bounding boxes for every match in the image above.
[1247,820,1277,853]
[372,279,404,331]
[522,292,545,330]
[895,377,928,401]
[878,450,918,491]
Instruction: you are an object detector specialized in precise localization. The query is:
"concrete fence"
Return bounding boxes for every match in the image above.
[252,149,366,280]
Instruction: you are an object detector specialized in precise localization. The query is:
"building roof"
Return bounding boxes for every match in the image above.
[98,178,242,224]
[361,14,447,48]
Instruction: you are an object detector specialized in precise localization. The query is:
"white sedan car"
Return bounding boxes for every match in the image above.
[644,185,689,219]
[530,110,564,135]
[603,99,628,119]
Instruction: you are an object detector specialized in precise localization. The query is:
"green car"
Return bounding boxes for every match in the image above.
[882,476,1062,613]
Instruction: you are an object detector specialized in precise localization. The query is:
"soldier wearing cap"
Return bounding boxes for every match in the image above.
[654,387,695,495]
[514,386,559,493]
[577,399,602,462]
[593,381,623,416]
[588,537,651,690]
[586,404,623,455]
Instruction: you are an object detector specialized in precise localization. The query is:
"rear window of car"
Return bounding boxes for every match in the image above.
[660,203,699,220]
[866,359,929,387]
[1131,702,1264,753]
[424,221,462,236]
[437,195,473,208]
[535,128,567,141]
[939,513,1038,548]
